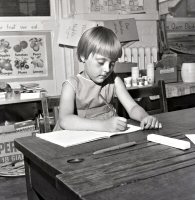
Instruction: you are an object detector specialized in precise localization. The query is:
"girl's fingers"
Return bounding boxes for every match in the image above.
[151,118,158,128]
[141,116,162,130]
[144,117,153,129]
[155,121,159,129]
[144,122,151,129]
[117,123,127,131]
[159,123,162,128]
[117,117,127,131]
[118,117,127,123]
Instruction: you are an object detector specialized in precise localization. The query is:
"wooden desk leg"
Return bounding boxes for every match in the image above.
[24,158,41,200]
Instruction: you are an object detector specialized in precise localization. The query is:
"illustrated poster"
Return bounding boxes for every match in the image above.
[0,33,51,80]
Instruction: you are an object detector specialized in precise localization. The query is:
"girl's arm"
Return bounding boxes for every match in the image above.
[114,76,162,129]
[58,82,127,132]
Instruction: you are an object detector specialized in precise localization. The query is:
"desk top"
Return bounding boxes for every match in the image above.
[0,94,42,105]
[127,82,195,98]
[165,82,195,98]
[15,108,195,200]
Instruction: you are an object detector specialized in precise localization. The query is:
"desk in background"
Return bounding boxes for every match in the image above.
[165,82,195,98]
[0,94,42,105]
[126,81,195,98]
[0,94,42,124]
[15,108,195,200]
[127,82,195,112]
[166,82,195,111]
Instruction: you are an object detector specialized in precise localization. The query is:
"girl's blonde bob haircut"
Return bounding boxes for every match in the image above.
[77,26,122,62]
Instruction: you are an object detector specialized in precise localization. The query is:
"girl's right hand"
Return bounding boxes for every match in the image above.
[104,117,127,132]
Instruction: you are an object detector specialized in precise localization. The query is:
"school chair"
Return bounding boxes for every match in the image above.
[116,80,168,118]
[39,93,61,133]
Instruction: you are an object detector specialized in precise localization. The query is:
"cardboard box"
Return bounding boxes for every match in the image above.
[155,52,178,83]
[155,66,177,83]
[0,120,35,164]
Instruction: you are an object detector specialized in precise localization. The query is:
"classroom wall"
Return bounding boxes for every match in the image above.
[0,1,66,96]
[62,0,159,75]
[0,0,159,96]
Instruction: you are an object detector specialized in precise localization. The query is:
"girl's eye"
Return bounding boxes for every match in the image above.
[98,62,104,65]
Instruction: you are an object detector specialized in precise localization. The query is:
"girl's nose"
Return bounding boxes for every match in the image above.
[103,62,110,73]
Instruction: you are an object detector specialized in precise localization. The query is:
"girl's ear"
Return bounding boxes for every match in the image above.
[80,56,85,63]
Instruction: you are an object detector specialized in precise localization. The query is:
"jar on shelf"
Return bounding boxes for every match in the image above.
[147,63,154,85]
[181,63,195,83]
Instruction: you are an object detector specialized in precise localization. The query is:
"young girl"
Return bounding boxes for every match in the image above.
[57,26,162,132]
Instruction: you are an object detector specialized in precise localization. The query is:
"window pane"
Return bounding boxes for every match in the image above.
[28,3,36,16]
[0,0,50,16]
[19,3,28,16]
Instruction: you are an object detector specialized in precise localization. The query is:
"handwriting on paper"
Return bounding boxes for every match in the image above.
[58,19,97,47]
[103,18,139,42]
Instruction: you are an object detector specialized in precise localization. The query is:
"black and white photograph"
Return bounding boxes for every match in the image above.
[1,0,195,200]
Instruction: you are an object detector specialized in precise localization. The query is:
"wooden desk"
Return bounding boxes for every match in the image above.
[15,108,195,200]
[165,82,195,98]
[126,82,195,99]
[0,93,58,133]
[0,94,43,124]
[127,82,195,112]
[0,93,42,105]
[165,82,195,111]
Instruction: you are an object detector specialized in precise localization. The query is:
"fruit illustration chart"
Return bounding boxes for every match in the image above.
[0,35,48,79]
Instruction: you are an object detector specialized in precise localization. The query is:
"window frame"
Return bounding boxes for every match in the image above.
[0,0,56,22]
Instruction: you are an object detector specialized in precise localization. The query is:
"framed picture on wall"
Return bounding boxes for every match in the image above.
[0,31,53,82]
[0,0,56,17]
[187,0,195,16]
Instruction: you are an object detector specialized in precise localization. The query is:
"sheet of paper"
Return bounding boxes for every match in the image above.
[36,124,141,148]
[20,92,40,100]
[103,18,139,43]
[7,82,21,89]
[107,124,141,137]
[58,18,97,47]
[185,134,195,144]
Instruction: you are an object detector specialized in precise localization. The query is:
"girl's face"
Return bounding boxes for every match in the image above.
[83,53,116,84]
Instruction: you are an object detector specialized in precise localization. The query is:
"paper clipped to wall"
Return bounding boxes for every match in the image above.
[58,18,97,47]
[58,18,139,47]
[103,18,139,43]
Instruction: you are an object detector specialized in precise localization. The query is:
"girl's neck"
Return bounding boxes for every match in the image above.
[82,71,90,80]
[80,71,102,86]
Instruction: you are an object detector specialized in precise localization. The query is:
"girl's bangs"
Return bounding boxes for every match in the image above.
[96,42,122,61]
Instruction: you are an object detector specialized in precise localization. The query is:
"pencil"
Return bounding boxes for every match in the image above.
[99,93,117,116]
[93,141,136,155]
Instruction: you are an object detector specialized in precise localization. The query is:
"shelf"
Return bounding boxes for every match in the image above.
[73,12,159,21]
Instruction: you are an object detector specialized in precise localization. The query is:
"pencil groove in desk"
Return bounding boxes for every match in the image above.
[56,146,195,197]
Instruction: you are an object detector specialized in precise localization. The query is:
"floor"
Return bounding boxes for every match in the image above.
[0,176,27,200]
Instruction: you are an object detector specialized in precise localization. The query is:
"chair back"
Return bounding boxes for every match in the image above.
[117,80,168,117]
[41,94,60,133]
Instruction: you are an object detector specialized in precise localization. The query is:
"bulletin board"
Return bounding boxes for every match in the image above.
[90,0,144,14]
[0,31,53,82]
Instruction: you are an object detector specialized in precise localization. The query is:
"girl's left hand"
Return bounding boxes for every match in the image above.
[140,115,162,130]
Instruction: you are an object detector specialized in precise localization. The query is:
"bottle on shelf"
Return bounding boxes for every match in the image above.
[147,63,154,85]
